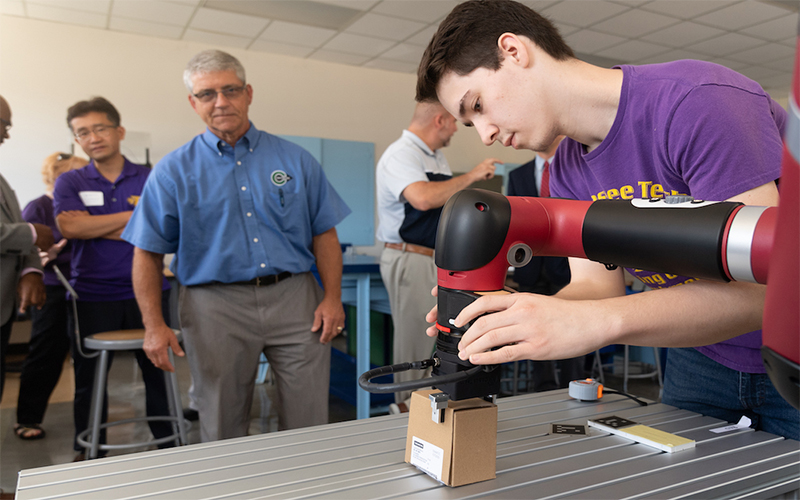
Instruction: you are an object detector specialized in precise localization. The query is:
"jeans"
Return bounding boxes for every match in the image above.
[663,347,799,440]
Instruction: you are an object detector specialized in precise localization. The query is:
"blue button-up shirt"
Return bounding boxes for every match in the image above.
[123,124,351,286]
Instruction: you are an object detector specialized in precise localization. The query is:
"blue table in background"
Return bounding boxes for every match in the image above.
[340,254,389,419]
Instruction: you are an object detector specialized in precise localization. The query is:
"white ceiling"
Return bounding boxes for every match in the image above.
[1,0,797,97]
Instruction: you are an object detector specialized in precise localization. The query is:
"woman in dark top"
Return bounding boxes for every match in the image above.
[14,153,86,440]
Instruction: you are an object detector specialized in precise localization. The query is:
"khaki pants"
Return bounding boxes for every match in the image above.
[380,247,437,404]
[179,273,330,442]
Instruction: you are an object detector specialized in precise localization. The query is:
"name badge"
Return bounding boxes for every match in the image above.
[79,191,104,207]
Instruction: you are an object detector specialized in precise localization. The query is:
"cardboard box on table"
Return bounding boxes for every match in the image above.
[404,389,497,487]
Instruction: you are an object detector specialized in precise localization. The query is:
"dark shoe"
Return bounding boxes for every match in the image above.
[183,408,199,421]
[14,423,46,440]
[72,453,85,462]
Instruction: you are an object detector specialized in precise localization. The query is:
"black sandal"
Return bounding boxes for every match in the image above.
[13,424,46,440]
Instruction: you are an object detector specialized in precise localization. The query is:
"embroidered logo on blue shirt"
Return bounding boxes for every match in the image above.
[271,170,293,187]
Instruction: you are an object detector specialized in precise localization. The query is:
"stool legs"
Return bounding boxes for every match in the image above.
[80,348,187,458]
[165,348,187,446]
[87,350,110,459]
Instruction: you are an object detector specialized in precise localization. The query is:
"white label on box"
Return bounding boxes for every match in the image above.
[410,436,444,481]
[78,191,104,207]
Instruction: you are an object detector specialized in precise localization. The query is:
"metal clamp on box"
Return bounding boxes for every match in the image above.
[430,392,449,423]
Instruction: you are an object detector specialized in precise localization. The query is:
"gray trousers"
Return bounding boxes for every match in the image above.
[380,247,437,404]
[179,273,330,442]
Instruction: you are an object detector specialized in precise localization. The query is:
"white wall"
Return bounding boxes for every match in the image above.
[0,15,534,213]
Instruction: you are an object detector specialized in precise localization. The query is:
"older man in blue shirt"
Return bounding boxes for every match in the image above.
[123,50,350,442]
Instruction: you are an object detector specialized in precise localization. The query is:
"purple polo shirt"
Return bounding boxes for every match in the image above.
[53,159,168,301]
[22,195,72,286]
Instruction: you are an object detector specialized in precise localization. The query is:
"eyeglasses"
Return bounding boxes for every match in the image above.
[74,124,116,141]
[57,153,73,161]
[192,86,247,104]
[1,118,11,133]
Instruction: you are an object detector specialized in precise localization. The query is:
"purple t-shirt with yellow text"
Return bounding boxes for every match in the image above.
[551,60,785,373]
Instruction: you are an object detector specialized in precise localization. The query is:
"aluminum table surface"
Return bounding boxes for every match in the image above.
[16,389,800,499]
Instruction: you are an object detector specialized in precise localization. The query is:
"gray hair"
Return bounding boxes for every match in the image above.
[183,50,247,92]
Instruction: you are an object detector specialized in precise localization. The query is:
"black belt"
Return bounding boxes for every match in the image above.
[215,271,293,287]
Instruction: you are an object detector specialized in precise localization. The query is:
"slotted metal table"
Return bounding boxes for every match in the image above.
[15,389,800,499]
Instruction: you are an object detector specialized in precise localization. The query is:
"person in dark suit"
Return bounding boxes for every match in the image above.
[507,136,582,391]
[0,95,52,399]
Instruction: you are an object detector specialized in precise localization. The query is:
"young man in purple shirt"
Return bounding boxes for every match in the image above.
[54,97,173,460]
[416,0,796,439]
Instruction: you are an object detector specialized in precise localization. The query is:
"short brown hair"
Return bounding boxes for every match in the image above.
[416,0,574,103]
[66,97,121,131]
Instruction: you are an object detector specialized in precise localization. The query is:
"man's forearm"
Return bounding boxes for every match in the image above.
[132,248,168,330]
[57,211,131,240]
[599,279,765,349]
[312,228,343,301]
[404,173,478,211]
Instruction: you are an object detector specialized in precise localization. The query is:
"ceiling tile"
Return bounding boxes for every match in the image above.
[26,2,106,28]
[762,54,797,72]
[380,42,425,63]
[314,0,378,10]
[404,24,438,46]
[204,0,361,30]
[182,28,251,49]
[0,1,25,15]
[564,29,627,54]
[597,39,670,62]
[591,8,679,38]
[640,21,725,48]
[323,32,395,56]
[693,2,788,31]
[190,7,269,38]
[740,13,800,42]
[725,42,797,65]
[778,36,797,48]
[371,0,456,23]
[633,48,713,65]
[109,16,183,39]
[758,73,793,92]
[541,1,630,28]
[249,39,314,58]
[345,12,427,41]
[308,49,371,66]
[259,20,336,48]
[363,58,418,73]
[27,0,109,14]
[552,21,581,37]
[687,32,765,57]
[639,1,735,20]
[111,0,195,26]
[707,57,750,72]
[518,1,560,12]
[738,65,782,82]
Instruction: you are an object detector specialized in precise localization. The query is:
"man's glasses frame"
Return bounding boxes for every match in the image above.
[74,124,117,142]
[192,86,247,104]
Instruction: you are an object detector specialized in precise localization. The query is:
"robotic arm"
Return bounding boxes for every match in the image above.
[431,190,783,402]
[360,185,797,408]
